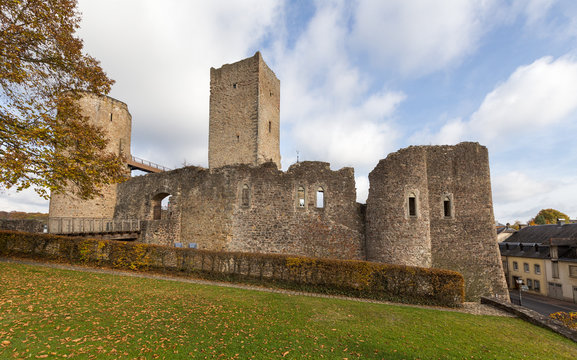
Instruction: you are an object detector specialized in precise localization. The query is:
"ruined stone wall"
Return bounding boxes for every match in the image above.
[230,161,365,260]
[0,219,45,233]
[366,146,432,267]
[426,143,508,300]
[365,142,508,300]
[49,93,132,220]
[114,162,364,259]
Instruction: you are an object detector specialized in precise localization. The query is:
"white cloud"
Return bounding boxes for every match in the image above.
[355,175,369,203]
[77,0,283,168]
[415,55,577,148]
[469,56,577,145]
[0,188,49,213]
[351,0,499,75]
[492,171,577,223]
[270,1,405,173]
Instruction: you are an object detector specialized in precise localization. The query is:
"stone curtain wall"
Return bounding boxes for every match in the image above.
[49,93,132,219]
[209,52,281,169]
[0,219,45,233]
[114,162,364,259]
[230,161,365,260]
[366,142,508,300]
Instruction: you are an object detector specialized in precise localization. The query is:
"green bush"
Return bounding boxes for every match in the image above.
[0,230,464,307]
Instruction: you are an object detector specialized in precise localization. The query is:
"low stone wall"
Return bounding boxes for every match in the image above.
[481,296,577,342]
[0,219,45,233]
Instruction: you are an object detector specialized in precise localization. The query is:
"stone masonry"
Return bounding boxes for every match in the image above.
[49,93,132,219]
[366,143,509,299]
[49,52,508,301]
[209,52,281,169]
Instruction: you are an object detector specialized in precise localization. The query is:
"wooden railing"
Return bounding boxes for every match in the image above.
[48,218,140,235]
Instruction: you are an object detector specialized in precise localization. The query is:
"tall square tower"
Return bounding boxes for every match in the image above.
[208,52,281,169]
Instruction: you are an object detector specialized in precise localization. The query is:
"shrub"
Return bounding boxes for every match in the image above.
[0,230,464,307]
[550,312,577,330]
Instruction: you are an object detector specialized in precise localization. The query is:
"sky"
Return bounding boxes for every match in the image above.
[1,0,577,225]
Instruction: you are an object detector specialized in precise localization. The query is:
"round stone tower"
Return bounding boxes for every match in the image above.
[365,146,432,268]
[48,92,132,219]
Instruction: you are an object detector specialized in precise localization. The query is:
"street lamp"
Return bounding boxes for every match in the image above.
[516,278,523,306]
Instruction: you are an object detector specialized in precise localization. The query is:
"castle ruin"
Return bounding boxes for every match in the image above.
[48,52,508,300]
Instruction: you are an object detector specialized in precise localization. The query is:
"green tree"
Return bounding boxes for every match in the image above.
[0,0,125,199]
[530,209,570,225]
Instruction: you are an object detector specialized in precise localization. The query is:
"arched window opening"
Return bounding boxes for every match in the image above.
[152,193,172,220]
[241,184,250,207]
[298,186,305,208]
[408,193,417,217]
[443,196,452,218]
[316,187,324,208]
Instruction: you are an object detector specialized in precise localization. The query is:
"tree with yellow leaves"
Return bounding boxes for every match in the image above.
[0,0,126,200]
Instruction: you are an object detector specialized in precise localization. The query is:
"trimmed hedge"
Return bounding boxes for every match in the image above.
[0,231,465,307]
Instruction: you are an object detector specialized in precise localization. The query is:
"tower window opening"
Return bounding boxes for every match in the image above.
[316,187,324,208]
[110,113,113,122]
[408,193,417,217]
[268,121,271,133]
[443,197,451,218]
[298,186,305,208]
[236,134,240,142]
[241,184,250,207]
[233,83,237,89]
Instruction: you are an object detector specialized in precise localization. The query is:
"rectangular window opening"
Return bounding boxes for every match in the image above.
[443,200,451,217]
[408,196,416,217]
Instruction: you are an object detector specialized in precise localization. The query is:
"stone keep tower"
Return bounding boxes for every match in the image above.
[208,52,281,169]
[49,93,132,219]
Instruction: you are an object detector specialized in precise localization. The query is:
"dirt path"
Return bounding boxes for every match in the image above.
[0,256,513,317]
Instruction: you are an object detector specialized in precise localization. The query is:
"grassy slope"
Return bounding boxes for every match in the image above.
[0,262,575,359]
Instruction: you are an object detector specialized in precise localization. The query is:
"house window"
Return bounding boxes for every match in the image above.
[534,264,541,275]
[552,261,559,279]
[534,280,540,291]
[241,184,250,207]
[298,186,305,208]
[527,279,533,290]
[513,261,518,271]
[569,265,577,278]
[523,263,529,273]
[316,187,324,208]
[408,193,417,217]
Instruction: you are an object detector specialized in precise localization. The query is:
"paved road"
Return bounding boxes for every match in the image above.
[509,290,577,316]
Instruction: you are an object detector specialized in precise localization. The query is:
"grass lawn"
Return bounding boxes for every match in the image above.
[0,262,576,359]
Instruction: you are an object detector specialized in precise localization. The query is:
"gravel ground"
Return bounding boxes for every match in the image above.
[0,257,514,317]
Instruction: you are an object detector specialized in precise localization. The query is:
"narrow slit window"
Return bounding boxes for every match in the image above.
[443,197,451,218]
[408,194,417,217]
[316,187,324,208]
[268,121,271,133]
[298,186,305,208]
[110,113,113,122]
[241,184,250,207]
